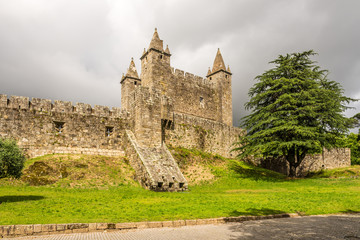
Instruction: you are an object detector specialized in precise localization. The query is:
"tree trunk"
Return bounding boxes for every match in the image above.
[289,163,297,177]
[287,147,307,177]
[287,147,297,177]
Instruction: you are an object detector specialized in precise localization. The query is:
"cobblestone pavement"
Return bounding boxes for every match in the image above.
[6,214,360,240]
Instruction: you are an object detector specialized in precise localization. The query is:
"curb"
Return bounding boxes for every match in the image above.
[0,213,299,238]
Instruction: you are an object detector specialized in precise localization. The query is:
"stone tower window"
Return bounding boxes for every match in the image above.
[134,81,137,85]
[159,55,163,59]
[225,74,228,78]
[105,126,114,137]
[54,121,65,133]
[200,97,205,108]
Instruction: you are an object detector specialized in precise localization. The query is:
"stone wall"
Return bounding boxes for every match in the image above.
[138,36,230,126]
[0,95,129,157]
[164,112,243,158]
[167,68,220,122]
[257,148,351,176]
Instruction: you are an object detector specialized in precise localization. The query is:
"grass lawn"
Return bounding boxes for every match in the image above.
[0,151,359,225]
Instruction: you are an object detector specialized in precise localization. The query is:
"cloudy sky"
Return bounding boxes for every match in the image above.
[1,0,359,127]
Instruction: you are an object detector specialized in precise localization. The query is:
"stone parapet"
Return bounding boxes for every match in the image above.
[0,94,128,118]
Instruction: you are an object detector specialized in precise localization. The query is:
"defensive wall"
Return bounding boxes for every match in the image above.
[0,93,240,159]
[0,94,129,158]
[0,29,351,190]
[252,148,351,176]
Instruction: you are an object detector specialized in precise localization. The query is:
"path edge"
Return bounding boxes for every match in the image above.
[0,213,300,238]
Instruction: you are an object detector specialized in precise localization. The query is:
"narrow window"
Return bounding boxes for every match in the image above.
[210,77,212,80]
[105,126,114,137]
[54,121,65,133]
[225,75,228,79]
[134,81,137,85]
[200,97,205,108]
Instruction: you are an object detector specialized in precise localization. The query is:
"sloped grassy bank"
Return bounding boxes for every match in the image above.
[0,148,359,225]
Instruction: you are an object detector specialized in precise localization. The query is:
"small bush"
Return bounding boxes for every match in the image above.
[0,138,26,178]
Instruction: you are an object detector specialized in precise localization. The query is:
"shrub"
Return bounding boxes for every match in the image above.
[0,138,26,178]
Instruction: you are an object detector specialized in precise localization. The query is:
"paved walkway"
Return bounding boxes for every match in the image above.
[6,214,360,240]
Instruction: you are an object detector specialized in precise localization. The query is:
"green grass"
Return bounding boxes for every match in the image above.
[0,151,359,225]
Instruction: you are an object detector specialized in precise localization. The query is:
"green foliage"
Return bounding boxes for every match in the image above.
[0,138,26,179]
[343,133,360,165]
[234,50,355,176]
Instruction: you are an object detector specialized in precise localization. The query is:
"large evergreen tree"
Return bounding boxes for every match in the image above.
[235,50,355,177]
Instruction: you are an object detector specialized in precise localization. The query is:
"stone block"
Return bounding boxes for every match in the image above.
[88,223,97,231]
[185,220,197,226]
[147,221,162,228]
[31,98,52,112]
[135,222,148,229]
[96,223,108,230]
[53,100,73,113]
[56,224,66,231]
[33,224,42,233]
[42,224,56,232]
[2,225,15,236]
[68,223,88,230]
[196,219,207,225]
[162,221,174,227]
[215,218,226,224]
[9,96,29,110]
[107,223,116,229]
[15,225,34,235]
[172,220,185,227]
[115,222,137,229]
[0,94,7,108]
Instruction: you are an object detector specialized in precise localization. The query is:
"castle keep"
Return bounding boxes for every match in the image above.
[0,29,350,190]
[0,29,242,191]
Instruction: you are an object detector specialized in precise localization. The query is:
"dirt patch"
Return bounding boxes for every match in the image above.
[182,165,215,185]
[170,146,229,185]
[19,154,137,188]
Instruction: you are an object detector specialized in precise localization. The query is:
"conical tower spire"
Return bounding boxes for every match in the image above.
[207,67,212,76]
[227,65,231,73]
[125,57,139,79]
[211,48,226,73]
[148,28,163,51]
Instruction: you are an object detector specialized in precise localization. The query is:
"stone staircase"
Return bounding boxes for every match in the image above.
[124,130,188,191]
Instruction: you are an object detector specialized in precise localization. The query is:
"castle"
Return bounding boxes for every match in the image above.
[0,29,350,190]
[0,29,242,191]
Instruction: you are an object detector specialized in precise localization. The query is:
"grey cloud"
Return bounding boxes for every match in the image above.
[0,0,359,128]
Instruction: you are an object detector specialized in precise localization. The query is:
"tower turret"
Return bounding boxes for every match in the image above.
[206,49,233,126]
[140,28,171,89]
[121,58,141,111]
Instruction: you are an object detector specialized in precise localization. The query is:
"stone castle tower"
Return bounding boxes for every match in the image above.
[0,29,350,190]
[0,29,242,192]
[121,29,233,145]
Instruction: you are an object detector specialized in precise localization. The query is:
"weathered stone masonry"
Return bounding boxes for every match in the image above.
[0,95,129,158]
[0,29,350,190]
[0,29,241,191]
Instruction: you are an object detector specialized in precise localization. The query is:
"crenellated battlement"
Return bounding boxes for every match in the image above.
[170,68,214,88]
[0,94,128,119]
